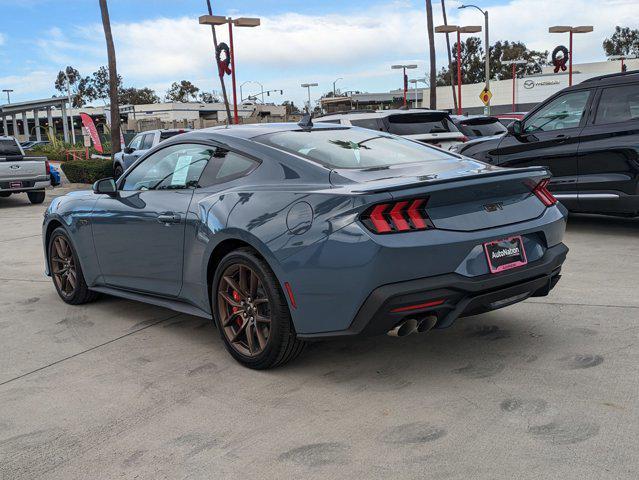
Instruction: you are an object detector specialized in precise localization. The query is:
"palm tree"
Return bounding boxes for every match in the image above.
[441,0,458,111]
[425,0,437,109]
[99,0,121,155]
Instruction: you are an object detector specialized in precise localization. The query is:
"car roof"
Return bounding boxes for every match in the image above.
[318,108,448,120]
[177,122,349,141]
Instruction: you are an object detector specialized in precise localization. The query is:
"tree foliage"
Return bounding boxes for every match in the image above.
[198,91,222,103]
[436,38,549,86]
[603,26,639,57]
[165,80,200,102]
[54,66,94,108]
[119,87,160,105]
[90,65,123,103]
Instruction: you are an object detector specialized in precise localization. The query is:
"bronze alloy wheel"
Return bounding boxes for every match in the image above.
[50,235,77,298]
[217,263,271,357]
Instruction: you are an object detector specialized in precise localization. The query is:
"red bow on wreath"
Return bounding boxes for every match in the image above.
[216,42,232,77]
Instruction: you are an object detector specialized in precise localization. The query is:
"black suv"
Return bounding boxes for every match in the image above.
[455,71,639,216]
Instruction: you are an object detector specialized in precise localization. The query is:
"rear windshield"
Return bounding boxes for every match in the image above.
[0,139,22,157]
[386,113,458,135]
[458,119,507,137]
[255,128,455,169]
[160,131,186,141]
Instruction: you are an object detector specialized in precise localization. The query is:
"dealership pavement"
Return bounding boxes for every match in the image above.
[1,185,638,480]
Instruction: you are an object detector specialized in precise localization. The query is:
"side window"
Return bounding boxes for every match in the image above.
[198,148,259,187]
[524,90,591,133]
[128,135,142,150]
[350,118,383,131]
[142,133,155,150]
[595,84,639,125]
[121,144,215,191]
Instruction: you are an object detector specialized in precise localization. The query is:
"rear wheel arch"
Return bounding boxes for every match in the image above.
[206,238,279,310]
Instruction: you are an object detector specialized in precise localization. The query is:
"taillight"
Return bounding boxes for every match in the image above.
[460,135,470,142]
[45,160,51,174]
[532,178,557,207]
[361,198,433,234]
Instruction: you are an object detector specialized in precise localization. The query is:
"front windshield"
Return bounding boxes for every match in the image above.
[255,128,456,169]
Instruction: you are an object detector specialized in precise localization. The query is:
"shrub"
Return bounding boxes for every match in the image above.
[60,160,114,184]
[31,142,112,162]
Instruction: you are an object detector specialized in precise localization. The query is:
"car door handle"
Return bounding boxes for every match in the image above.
[157,213,181,224]
[555,134,571,143]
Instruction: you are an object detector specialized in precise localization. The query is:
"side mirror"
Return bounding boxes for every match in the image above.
[93,177,117,196]
[507,120,523,136]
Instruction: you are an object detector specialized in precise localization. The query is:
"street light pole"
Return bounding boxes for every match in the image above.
[2,89,13,104]
[435,25,482,115]
[63,72,77,145]
[503,60,527,112]
[459,5,490,114]
[333,78,343,96]
[409,78,427,108]
[199,15,260,125]
[391,64,417,107]
[549,25,593,86]
[301,83,318,113]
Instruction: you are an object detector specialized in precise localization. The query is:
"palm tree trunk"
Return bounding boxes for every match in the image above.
[425,0,437,109]
[99,0,121,156]
[440,0,457,111]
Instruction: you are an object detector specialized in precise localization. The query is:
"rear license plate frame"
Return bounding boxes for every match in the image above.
[484,235,528,274]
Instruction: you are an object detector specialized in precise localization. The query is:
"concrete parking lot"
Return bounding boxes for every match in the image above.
[1,185,638,480]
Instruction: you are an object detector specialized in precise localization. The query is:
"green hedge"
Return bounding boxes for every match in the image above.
[61,160,114,184]
[31,143,112,162]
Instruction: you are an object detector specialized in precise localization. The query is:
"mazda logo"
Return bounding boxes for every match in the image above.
[523,80,535,89]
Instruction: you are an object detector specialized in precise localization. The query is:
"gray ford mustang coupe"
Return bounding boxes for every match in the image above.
[43,120,568,369]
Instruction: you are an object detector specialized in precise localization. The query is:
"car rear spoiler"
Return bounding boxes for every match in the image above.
[347,166,551,194]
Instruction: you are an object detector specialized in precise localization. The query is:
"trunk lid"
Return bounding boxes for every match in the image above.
[330,162,550,232]
[0,158,48,181]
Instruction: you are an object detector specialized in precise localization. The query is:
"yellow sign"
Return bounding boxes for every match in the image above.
[479,88,492,106]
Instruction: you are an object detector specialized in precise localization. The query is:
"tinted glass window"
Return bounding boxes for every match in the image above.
[524,90,591,133]
[0,139,22,156]
[142,133,155,149]
[121,144,214,191]
[595,84,639,125]
[350,118,384,131]
[386,113,458,135]
[160,130,187,141]
[128,135,143,150]
[256,128,454,169]
[198,149,259,186]
[459,119,507,137]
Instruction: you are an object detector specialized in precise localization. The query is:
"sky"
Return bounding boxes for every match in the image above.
[0,0,637,107]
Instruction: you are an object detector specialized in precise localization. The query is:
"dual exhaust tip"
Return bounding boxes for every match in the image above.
[387,315,438,337]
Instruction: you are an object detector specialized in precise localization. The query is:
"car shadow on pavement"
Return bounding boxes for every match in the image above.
[567,213,639,234]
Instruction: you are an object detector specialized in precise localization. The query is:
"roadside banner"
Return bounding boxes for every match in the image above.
[79,113,103,153]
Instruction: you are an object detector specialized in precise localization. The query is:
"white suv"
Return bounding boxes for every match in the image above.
[316,109,467,150]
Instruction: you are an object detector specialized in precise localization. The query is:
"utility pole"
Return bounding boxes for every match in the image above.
[2,89,13,104]
[99,0,121,155]
[63,72,77,145]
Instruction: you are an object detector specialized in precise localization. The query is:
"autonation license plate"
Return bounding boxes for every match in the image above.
[484,236,527,273]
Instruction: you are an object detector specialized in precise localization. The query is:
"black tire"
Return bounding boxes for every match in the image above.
[0,192,10,198]
[48,227,99,305]
[27,191,45,204]
[212,247,305,369]
[113,164,124,179]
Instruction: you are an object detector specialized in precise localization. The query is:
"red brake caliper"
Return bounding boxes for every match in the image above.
[231,290,243,327]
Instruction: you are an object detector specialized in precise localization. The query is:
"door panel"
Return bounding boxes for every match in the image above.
[92,190,193,295]
[577,83,639,214]
[91,142,216,296]
[494,89,594,210]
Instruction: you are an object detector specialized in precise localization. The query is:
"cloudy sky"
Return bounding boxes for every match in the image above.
[0,0,637,107]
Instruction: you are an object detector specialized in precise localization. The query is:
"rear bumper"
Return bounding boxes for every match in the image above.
[297,242,567,339]
[0,179,50,192]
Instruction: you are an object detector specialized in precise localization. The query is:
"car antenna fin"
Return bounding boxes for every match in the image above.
[298,113,313,130]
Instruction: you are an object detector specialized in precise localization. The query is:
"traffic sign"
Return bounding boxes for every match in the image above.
[479,88,492,106]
